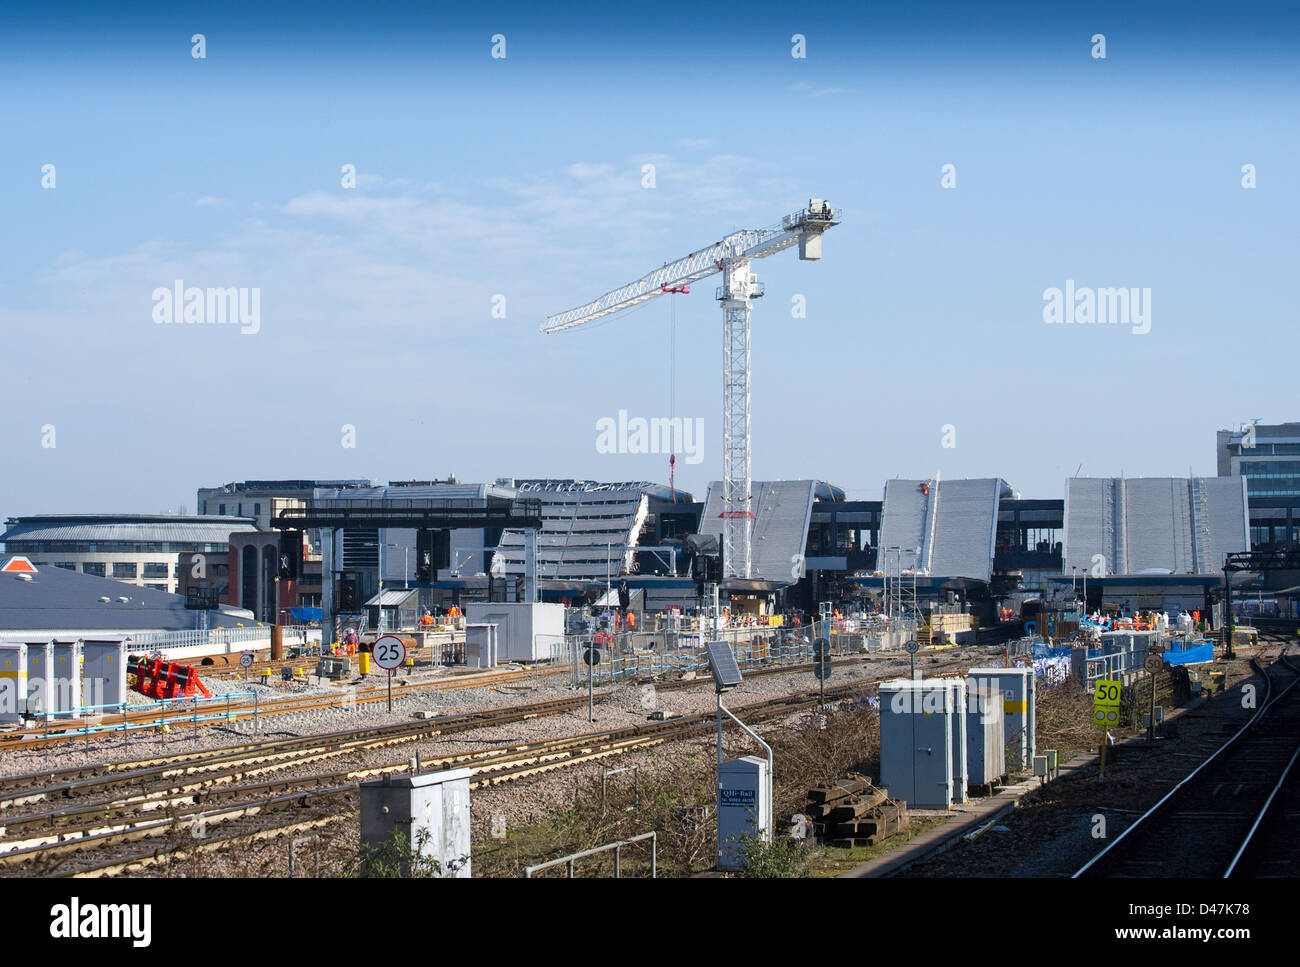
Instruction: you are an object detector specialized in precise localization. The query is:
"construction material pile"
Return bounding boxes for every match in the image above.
[805,773,909,848]
[127,655,212,700]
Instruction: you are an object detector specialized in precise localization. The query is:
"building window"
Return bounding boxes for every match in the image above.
[254,502,261,516]
[143,562,169,578]
[145,584,168,591]
[83,562,106,576]
[53,562,78,571]
[219,503,226,515]
[112,562,138,578]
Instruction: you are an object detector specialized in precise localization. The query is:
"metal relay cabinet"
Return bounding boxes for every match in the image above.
[82,638,128,709]
[51,640,81,718]
[0,642,28,725]
[967,667,1036,772]
[941,678,969,805]
[465,623,499,669]
[24,640,53,721]
[878,680,956,809]
[965,678,1006,786]
[359,768,472,878]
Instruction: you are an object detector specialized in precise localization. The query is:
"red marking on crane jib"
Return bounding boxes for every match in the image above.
[718,511,756,519]
[661,284,690,294]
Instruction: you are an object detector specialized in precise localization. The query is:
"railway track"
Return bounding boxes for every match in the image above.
[1074,650,1300,878]
[0,695,590,809]
[0,650,921,808]
[0,663,573,750]
[0,654,950,877]
[0,638,971,752]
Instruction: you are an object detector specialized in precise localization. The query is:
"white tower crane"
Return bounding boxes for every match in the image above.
[541,199,841,579]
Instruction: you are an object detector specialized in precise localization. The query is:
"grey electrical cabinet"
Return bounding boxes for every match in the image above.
[464,623,499,669]
[82,638,128,709]
[879,680,955,809]
[51,640,81,718]
[24,640,53,721]
[360,768,472,878]
[941,678,968,805]
[0,642,28,725]
[967,667,1036,772]
[965,678,1006,786]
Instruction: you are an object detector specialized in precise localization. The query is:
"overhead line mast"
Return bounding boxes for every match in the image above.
[542,199,841,579]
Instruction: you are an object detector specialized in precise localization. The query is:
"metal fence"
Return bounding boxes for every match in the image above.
[1082,639,1153,692]
[24,690,262,741]
[128,624,321,653]
[566,615,918,686]
[524,831,656,878]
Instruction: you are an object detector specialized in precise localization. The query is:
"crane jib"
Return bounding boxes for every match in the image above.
[541,202,840,333]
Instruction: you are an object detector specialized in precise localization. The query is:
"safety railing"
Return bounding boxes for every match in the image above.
[524,831,656,878]
[128,624,321,653]
[1084,648,1141,692]
[23,690,262,741]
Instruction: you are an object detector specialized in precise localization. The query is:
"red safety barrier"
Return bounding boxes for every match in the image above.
[128,655,214,700]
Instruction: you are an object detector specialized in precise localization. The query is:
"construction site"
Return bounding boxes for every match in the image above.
[3,198,1297,888]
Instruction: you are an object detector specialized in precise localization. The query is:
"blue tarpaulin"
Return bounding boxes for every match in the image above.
[1032,643,1072,660]
[289,606,322,622]
[1164,642,1215,666]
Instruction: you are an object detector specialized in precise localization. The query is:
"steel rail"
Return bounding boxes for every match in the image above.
[1072,651,1300,878]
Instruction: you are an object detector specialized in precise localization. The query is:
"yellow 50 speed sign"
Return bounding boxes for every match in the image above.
[1093,679,1122,725]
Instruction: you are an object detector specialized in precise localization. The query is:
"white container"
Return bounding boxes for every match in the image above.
[464,602,564,662]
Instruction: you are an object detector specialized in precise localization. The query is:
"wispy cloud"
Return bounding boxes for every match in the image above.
[790,81,848,97]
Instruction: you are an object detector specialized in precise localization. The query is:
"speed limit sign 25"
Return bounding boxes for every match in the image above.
[371,635,407,671]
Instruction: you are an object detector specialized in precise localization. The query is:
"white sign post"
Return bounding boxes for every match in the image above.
[372,635,406,712]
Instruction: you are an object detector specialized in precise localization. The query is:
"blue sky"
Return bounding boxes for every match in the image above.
[1,1,1297,517]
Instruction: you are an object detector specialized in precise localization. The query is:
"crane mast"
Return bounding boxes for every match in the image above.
[542,199,841,579]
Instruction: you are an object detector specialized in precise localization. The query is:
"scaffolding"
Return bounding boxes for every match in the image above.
[882,547,917,622]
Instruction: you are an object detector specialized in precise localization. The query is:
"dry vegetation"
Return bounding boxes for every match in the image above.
[470,684,884,877]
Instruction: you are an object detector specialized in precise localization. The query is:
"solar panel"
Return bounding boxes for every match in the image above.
[707,641,743,691]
